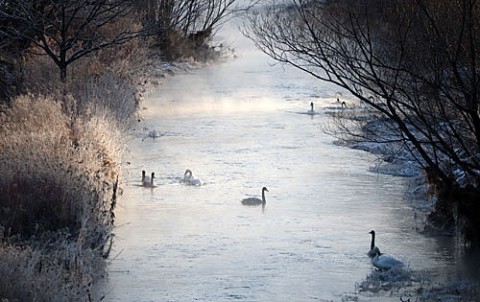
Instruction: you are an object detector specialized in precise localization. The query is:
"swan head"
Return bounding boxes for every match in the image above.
[262,187,269,193]
[369,230,375,235]
[184,169,193,177]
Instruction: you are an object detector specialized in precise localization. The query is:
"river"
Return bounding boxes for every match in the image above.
[103,14,478,302]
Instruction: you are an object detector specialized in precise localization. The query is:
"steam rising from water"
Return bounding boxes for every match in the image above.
[143,17,320,119]
[146,94,287,118]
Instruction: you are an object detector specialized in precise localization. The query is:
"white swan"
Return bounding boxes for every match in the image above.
[148,130,162,138]
[241,187,269,206]
[370,246,404,270]
[142,170,156,187]
[183,169,202,186]
[307,102,316,115]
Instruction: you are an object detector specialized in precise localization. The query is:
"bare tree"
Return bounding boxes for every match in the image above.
[0,0,141,82]
[137,0,249,59]
[247,0,480,191]
[141,0,239,35]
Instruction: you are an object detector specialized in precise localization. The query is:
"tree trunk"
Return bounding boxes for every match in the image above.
[60,66,67,83]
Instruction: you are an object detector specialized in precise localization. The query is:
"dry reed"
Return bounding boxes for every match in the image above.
[0,95,123,300]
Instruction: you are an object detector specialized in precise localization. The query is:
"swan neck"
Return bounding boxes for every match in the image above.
[262,190,266,204]
[370,232,375,250]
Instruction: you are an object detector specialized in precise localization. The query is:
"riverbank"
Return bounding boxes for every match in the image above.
[326,102,468,235]
[0,95,123,300]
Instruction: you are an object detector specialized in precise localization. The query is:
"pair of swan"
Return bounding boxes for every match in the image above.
[368,230,403,270]
[141,170,156,187]
[241,187,269,208]
[336,98,347,108]
[141,169,203,187]
[183,169,203,186]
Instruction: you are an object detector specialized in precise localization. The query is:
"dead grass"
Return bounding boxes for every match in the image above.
[0,240,104,301]
[0,95,123,300]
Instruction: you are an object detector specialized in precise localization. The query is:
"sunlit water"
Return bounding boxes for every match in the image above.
[103,16,478,302]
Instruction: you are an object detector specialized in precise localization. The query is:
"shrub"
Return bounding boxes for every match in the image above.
[0,240,104,301]
[0,94,123,300]
[18,38,147,122]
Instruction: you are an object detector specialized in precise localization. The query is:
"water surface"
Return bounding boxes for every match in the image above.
[104,18,476,302]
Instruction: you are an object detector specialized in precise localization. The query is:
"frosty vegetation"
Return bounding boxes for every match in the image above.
[356,265,480,302]
[0,0,239,300]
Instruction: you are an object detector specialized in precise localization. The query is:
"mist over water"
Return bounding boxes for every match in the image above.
[104,14,478,302]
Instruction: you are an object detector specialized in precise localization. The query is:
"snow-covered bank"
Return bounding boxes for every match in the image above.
[326,103,431,215]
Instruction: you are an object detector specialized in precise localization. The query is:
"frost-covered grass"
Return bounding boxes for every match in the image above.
[326,102,422,178]
[0,95,123,300]
[357,267,479,302]
[0,240,105,301]
[419,280,480,302]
